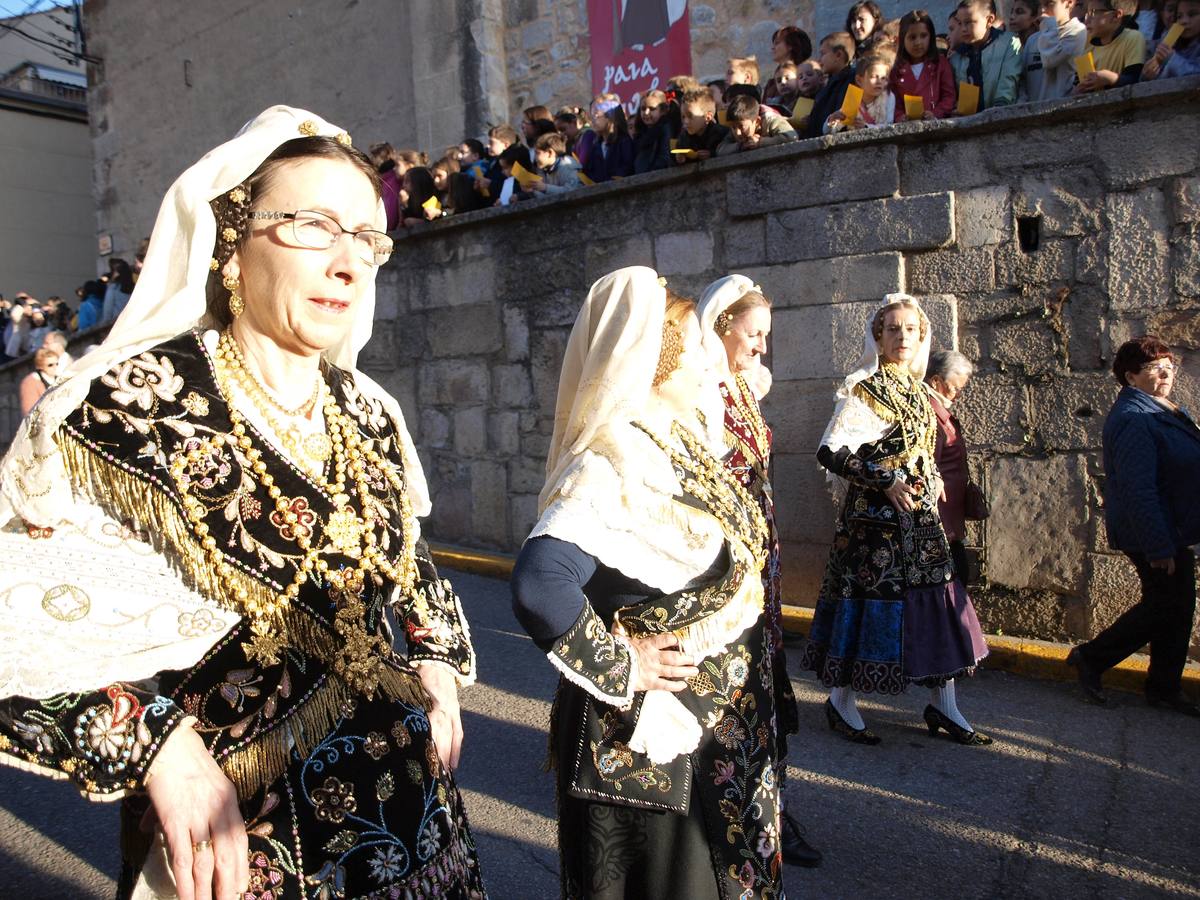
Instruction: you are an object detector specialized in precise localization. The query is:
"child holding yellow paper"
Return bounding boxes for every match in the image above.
[674,89,730,161]
[1075,0,1147,90]
[631,90,673,174]
[398,167,442,227]
[804,32,857,137]
[890,10,957,118]
[824,53,899,131]
[579,96,635,184]
[763,61,803,114]
[1142,0,1200,78]
[1021,0,1089,99]
[529,132,582,194]
[950,0,1023,108]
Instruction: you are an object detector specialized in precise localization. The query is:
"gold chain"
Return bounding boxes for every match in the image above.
[639,420,768,567]
[725,374,771,471]
[166,330,419,630]
[222,332,321,417]
[877,362,937,467]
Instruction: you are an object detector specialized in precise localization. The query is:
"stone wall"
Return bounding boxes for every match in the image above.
[370,77,1200,653]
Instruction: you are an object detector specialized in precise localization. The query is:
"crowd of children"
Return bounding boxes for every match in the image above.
[369,0,1198,230]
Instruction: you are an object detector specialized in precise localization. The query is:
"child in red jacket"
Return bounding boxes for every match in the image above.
[890,9,958,118]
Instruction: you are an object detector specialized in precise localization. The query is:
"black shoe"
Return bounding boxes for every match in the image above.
[1146,691,1200,717]
[824,699,881,745]
[780,810,823,868]
[1066,647,1111,706]
[922,704,993,745]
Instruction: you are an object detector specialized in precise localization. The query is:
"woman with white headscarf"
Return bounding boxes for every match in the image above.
[0,107,484,899]
[511,267,785,899]
[696,274,821,870]
[800,295,991,746]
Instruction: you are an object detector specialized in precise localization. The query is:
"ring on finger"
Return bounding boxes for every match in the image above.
[192,838,212,853]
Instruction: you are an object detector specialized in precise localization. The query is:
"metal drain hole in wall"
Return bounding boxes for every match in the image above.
[1017,216,1041,253]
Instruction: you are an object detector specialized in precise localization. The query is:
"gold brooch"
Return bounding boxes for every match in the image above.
[221,227,238,243]
[228,187,246,204]
[657,276,668,287]
[335,131,352,147]
[298,120,319,136]
[209,257,220,271]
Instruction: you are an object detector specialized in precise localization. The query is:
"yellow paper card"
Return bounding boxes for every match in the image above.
[791,96,815,118]
[1164,22,1185,47]
[421,194,441,212]
[956,82,980,115]
[904,94,925,120]
[840,83,864,122]
[717,110,729,125]
[511,161,543,188]
[670,147,695,155]
[578,171,595,186]
[669,138,678,150]
[1073,51,1095,79]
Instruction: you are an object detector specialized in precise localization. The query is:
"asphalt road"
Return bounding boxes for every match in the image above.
[2,569,1198,899]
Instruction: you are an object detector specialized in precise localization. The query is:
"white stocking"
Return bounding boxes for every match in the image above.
[830,685,866,731]
[931,679,972,731]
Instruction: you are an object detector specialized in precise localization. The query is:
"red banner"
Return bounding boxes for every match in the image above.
[587,0,692,116]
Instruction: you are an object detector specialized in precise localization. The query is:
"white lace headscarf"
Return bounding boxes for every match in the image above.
[530,266,726,594]
[0,105,429,527]
[696,274,761,378]
[820,293,932,481]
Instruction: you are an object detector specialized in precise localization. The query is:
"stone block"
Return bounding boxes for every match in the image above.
[1074,233,1107,286]
[1064,287,1107,371]
[420,408,451,449]
[1169,175,1200,225]
[427,304,502,357]
[655,231,714,275]
[509,455,546,494]
[417,359,490,406]
[428,459,472,542]
[1095,112,1200,190]
[523,431,551,459]
[530,328,571,414]
[772,452,840,546]
[406,255,496,310]
[1028,374,1120,451]
[762,378,841,453]
[1172,223,1200,298]
[985,454,1089,594]
[779,541,832,607]
[454,406,487,456]
[526,291,582,328]
[908,247,995,294]
[994,238,1075,287]
[766,193,954,263]
[503,304,530,362]
[500,244,584,295]
[493,364,534,407]
[1085,553,1141,635]
[725,143,899,217]
[723,218,766,267]
[584,235,655,284]
[954,373,1026,451]
[1148,308,1200,350]
[1013,168,1103,238]
[955,185,1012,248]
[510,494,541,544]
[489,410,521,456]
[522,19,553,51]
[1106,187,1170,310]
[988,319,1062,376]
[983,124,1095,178]
[899,139,993,195]
[470,460,510,546]
[740,253,904,308]
[374,272,403,321]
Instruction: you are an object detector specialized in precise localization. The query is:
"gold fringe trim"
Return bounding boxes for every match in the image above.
[218,665,430,798]
[57,430,289,629]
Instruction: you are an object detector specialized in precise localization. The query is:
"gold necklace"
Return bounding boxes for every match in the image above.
[725,374,771,469]
[167,331,419,635]
[639,420,768,566]
[223,332,322,417]
[877,363,937,467]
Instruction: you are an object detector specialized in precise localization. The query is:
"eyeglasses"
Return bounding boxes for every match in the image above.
[247,209,393,267]
[1142,361,1178,375]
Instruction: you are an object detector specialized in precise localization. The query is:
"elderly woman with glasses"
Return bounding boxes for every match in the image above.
[1068,336,1200,715]
[0,107,484,899]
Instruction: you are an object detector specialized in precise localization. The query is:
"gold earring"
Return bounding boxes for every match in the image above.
[714,310,733,336]
[224,275,244,318]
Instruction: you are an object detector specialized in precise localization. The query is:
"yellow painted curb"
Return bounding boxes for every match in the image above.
[433,543,1200,695]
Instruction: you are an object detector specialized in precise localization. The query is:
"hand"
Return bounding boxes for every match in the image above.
[529,180,547,192]
[693,149,711,160]
[474,175,488,191]
[749,364,773,400]
[423,206,440,221]
[1154,42,1174,63]
[143,723,249,900]
[417,663,463,771]
[934,476,946,503]
[1142,56,1162,79]
[739,134,762,150]
[630,633,699,692]
[922,111,936,121]
[1150,556,1177,576]
[884,477,919,513]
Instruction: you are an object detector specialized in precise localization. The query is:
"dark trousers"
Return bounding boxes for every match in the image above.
[1079,547,1197,696]
[949,539,970,586]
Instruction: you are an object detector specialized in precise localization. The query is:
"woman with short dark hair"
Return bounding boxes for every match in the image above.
[1068,336,1200,714]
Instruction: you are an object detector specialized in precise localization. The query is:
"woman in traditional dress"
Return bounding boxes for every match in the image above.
[0,106,485,899]
[511,267,785,899]
[696,274,819,870]
[800,294,991,746]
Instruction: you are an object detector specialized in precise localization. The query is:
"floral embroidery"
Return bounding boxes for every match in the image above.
[176,437,233,490]
[391,720,412,748]
[100,352,183,410]
[312,776,357,823]
[268,496,315,542]
[245,849,285,899]
[417,818,443,860]
[364,731,390,760]
[180,391,210,417]
[714,715,747,749]
[177,608,227,638]
[368,844,406,883]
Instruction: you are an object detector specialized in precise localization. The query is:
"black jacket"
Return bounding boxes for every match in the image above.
[805,67,854,138]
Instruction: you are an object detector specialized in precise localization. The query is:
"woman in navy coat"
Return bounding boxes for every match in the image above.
[1068,336,1200,714]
